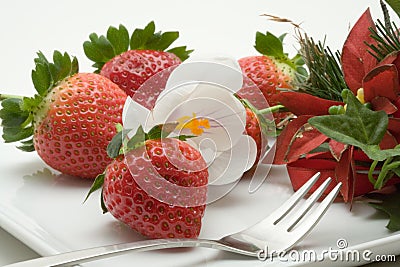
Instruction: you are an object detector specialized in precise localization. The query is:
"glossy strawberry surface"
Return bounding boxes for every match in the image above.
[239,56,294,107]
[33,73,127,179]
[100,50,181,97]
[103,138,208,239]
[245,107,261,162]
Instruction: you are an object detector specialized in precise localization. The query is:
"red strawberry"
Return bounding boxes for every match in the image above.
[0,51,127,178]
[83,22,192,100]
[238,32,306,122]
[88,128,208,239]
[245,107,262,162]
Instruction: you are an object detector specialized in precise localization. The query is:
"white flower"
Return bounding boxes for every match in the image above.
[123,60,257,188]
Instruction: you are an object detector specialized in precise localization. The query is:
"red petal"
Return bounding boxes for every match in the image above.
[329,140,347,161]
[274,115,314,164]
[363,64,399,102]
[285,127,328,163]
[335,146,354,203]
[306,151,332,159]
[388,118,400,143]
[341,9,378,93]
[287,159,338,196]
[393,97,400,118]
[272,92,343,116]
[370,96,398,114]
[380,131,398,149]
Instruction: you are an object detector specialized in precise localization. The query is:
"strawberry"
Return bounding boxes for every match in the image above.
[238,32,306,120]
[87,125,208,239]
[245,107,262,162]
[0,51,127,178]
[83,22,192,99]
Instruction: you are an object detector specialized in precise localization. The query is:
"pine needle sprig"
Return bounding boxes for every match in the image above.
[297,35,346,101]
[367,19,400,61]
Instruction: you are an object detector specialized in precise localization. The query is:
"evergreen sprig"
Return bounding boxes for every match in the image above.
[298,35,346,101]
[367,19,400,61]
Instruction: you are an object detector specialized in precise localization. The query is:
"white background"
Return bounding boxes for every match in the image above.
[0,0,399,266]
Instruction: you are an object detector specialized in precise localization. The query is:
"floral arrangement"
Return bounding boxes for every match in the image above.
[270,0,400,231]
[2,1,400,241]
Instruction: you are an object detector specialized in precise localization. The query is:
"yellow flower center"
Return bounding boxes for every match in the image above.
[356,88,365,104]
[176,113,210,135]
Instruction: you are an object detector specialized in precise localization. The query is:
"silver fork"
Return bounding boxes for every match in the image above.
[4,172,341,267]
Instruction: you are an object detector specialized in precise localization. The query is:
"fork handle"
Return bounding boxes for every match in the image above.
[3,238,256,267]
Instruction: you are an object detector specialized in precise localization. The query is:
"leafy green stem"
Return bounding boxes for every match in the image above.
[375,159,400,189]
[368,160,379,184]
[259,104,286,114]
[375,157,393,189]
[0,94,24,101]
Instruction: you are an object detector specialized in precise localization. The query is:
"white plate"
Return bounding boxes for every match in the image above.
[1,141,399,267]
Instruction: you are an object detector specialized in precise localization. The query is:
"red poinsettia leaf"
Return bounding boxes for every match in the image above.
[388,118,400,144]
[306,151,332,159]
[363,64,399,102]
[272,92,343,116]
[379,51,400,66]
[341,8,378,93]
[335,146,354,203]
[274,115,314,164]
[371,96,398,114]
[380,131,398,149]
[329,139,348,161]
[286,127,328,163]
[393,97,400,118]
[286,159,338,198]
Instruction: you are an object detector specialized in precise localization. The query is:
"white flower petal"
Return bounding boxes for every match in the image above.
[208,135,257,185]
[153,83,246,151]
[122,97,150,130]
[165,61,243,93]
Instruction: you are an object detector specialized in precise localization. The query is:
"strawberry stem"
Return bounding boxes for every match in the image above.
[259,104,286,114]
[0,94,24,101]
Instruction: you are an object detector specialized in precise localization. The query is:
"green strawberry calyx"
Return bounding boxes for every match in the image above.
[254,31,307,83]
[84,122,196,210]
[83,21,193,73]
[0,51,78,151]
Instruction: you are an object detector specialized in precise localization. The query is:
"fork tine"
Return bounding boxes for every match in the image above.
[284,182,342,251]
[268,172,321,224]
[283,177,332,231]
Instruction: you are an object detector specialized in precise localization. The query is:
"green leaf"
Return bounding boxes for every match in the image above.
[366,184,400,231]
[0,98,28,127]
[1,51,77,151]
[107,24,130,55]
[147,31,179,51]
[175,135,196,141]
[130,21,156,49]
[2,125,33,143]
[31,63,51,95]
[147,122,178,140]
[125,125,146,152]
[308,89,388,151]
[84,173,105,203]
[0,98,33,145]
[362,145,400,161]
[167,46,193,61]
[50,51,71,84]
[20,95,42,113]
[83,33,116,72]
[384,0,400,19]
[100,188,108,214]
[32,51,78,94]
[85,22,192,71]
[106,129,131,158]
[254,31,285,58]
[17,138,35,152]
